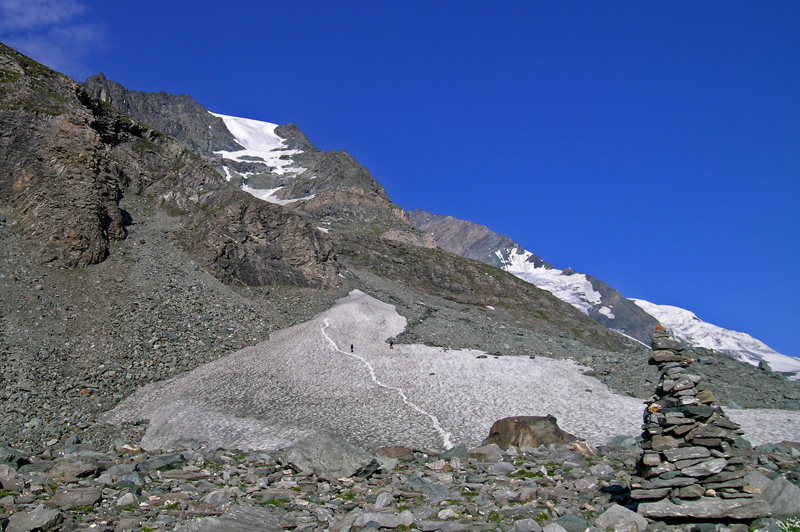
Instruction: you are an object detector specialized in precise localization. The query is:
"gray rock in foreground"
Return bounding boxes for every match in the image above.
[174,506,283,532]
[279,432,379,479]
[6,505,63,532]
[637,497,772,520]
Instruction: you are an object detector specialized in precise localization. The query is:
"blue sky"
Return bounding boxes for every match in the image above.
[2,1,798,357]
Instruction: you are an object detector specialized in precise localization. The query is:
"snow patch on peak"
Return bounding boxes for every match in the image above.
[210,112,312,204]
[632,298,800,377]
[497,246,602,316]
[210,112,305,174]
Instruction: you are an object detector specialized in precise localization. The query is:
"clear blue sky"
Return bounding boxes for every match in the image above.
[2,1,798,356]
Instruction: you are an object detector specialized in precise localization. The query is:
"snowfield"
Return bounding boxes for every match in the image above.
[103,291,800,452]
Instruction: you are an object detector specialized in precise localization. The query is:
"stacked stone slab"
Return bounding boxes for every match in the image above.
[634,327,772,521]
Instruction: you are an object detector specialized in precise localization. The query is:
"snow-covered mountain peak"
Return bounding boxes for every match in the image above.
[210,112,313,205]
[497,246,603,316]
[632,298,800,377]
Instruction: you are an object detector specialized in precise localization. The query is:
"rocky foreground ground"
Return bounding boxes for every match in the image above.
[1,426,799,532]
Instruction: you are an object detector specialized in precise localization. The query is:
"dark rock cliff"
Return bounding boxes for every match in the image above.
[82,73,242,156]
[0,43,339,288]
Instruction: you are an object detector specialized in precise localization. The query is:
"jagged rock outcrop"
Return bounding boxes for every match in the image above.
[634,326,772,521]
[82,74,411,230]
[0,43,339,288]
[173,189,338,288]
[408,209,522,265]
[82,73,242,156]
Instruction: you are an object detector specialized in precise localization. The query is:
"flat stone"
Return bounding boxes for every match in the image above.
[377,446,415,461]
[762,474,800,519]
[483,415,576,449]
[682,458,727,477]
[707,412,741,430]
[663,446,710,462]
[595,504,649,532]
[552,513,588,532]
[6,505,63,532]
[642,453,661,466]
[642,461,675,478]
[705,469,746,483]
[489,461,516,476]
[652,338,683,351]
[44,487,102,510]
[136,453,186,471]
[673,379,695,392]
[47,461,97,481]
[651,434,682,451]
[174,505,283,532]
[676,484,706,499]
[469,443,503,463]
[640,476,697,489]
[162,469,212,480]
[637,497,771,519]
[650,352,684,365]
[687,424,740,442]
[671,423,699,436]
[696,390,715,404]
[692,438,723,448]
[354,510,416,528]
[704,478,749,489]
[673,457,705,469]
[663,405,717,419]
[512,518,543,532]
[630,487,672,500]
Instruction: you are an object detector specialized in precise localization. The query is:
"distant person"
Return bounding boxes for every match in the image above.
[350,344,354,353]
[389,339,394,349]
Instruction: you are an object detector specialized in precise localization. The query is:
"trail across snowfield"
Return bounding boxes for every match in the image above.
[103,290,800,451]
[320,319,454,448]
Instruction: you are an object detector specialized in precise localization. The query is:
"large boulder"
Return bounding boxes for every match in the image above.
[174,506,282,532]
[5,505,62,532]
[594,504,649,532]
[484,415,577,449]
[745,471,800,519]
[278,433,378,479]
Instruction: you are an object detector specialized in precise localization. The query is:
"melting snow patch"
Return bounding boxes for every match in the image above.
[210,112,312,204]
[598,306,615,319]
[102,291,800,451]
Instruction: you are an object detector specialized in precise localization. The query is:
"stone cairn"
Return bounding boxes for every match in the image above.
[633,326,772,521]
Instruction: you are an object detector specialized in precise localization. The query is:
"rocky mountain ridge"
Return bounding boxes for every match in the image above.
[408,210,799,377]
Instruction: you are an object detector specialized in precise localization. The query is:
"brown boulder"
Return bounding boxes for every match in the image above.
[483,415,576,449]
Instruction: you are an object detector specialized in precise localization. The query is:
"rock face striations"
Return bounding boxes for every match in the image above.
[0,43,339,288]
[82,73,242,157]
[634,326,772,521]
